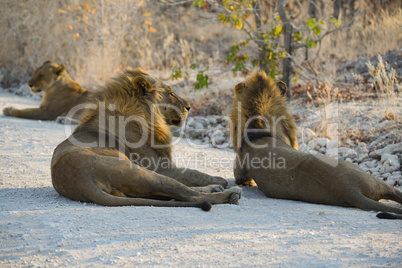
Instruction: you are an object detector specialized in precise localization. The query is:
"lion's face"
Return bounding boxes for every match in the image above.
[127,68,190,126]
[28,61,65,93]
[158,85,190,126]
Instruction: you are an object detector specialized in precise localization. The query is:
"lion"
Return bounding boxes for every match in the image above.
[230,71,402,219]
[3,61,91,122]
[51,68,241,211]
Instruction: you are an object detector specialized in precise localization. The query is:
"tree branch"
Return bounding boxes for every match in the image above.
[292,8,360,50]
[292,0,303,21]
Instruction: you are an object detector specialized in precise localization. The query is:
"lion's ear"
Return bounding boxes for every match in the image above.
[53,64,66,75]
[132,76,151,96]
[234,83,246,95]
[276,81,287,96]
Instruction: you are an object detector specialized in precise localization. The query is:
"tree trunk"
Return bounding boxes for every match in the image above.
[277,0,292,99]
[333,0,341,19]
[309,0,318,19]
[252,0,269,73]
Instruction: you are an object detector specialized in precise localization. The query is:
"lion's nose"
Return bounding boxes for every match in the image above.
[185,105,191,111]
[28,81,33,88]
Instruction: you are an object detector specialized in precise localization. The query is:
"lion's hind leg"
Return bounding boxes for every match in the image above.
[85,159,241,209]
[86,182,212,211]
[351,192,402,215]
[191,185,225,193]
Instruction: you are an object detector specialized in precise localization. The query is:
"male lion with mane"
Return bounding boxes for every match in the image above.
[51,68,241,211]
[3,61,91,122]
[230,71,402,219]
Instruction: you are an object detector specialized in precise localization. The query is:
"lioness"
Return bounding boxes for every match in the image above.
[51,68,241,211]
[230,71,402,218]
[3,61,91,121]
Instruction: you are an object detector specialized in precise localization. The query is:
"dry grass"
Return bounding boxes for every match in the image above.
[0,0,241,91]
[293,52,401,149]
[0,0,400,117]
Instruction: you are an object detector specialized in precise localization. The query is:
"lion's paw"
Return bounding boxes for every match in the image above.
[227,186,242,198]
[212,185,224,193]
[229,193,240,205]
[3,107,15,116]
[212,176,228,188]
[56,116,79,125]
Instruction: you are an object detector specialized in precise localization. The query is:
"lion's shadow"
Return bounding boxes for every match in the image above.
[0,186,92,213]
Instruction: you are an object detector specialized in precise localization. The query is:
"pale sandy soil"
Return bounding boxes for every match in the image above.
[0,92,401,267]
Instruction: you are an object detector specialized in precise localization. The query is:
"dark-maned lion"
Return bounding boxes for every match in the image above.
[3,61,91,121]
[51,68,241,211]
[230,71,402,218]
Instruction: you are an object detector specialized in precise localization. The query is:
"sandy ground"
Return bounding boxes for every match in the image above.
[0,91,401,267]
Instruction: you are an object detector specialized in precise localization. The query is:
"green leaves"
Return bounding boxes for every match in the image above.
[186,0,348,92]
[226,41,249,74]
[171,66,187,81]
[293,32,302,41]
[170,64,209,90]
[270,24,283,37]
[218,12,245,29]
[305,39,317,48]
[330,18,342,27]
[190,64,209,89]
[306,18,321,37]
[303,18,327,48]
[194,68,209,90]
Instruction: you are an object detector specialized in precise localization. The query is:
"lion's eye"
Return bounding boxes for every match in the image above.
[169,92,174,97]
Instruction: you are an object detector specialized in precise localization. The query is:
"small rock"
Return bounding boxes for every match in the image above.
[346,149,358,158]
[338,147,350,156]
[345,139,355,147]
[316,138,330,148]
[194,121,205,130]
[355,142,368,154]
[386,176,397,186]
[380,153,399,164]
[360,165,370,172]
[207,116,217,125]
[201,136,210,143]
[370,142,402,158]
[372,172,381,177]
[381,161,400,173]
[364,160,376,168]
[302,128,316,143]
[307,139,318,150]
[213,136,226,145]
[357,153,369,163]
[327,140,339,150]
[326,148,339,158]
[382,173,391,179]
[369,140,379,149]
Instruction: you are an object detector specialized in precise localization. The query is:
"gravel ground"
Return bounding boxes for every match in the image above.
[0,91,401,267]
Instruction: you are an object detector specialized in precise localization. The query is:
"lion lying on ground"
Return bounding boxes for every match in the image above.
[3,61,91,122]
[51,68,241,211]
[230,71,402,219]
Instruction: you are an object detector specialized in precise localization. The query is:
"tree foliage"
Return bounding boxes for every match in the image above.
[166,0,357,96]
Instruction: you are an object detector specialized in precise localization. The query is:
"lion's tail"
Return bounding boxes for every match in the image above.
[86,186,212,211]
[352,193,402,219]
[376,212,402,220]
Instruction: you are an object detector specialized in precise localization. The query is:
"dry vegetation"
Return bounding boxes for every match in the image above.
[0,0,400,115]
[0,0,241,90]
